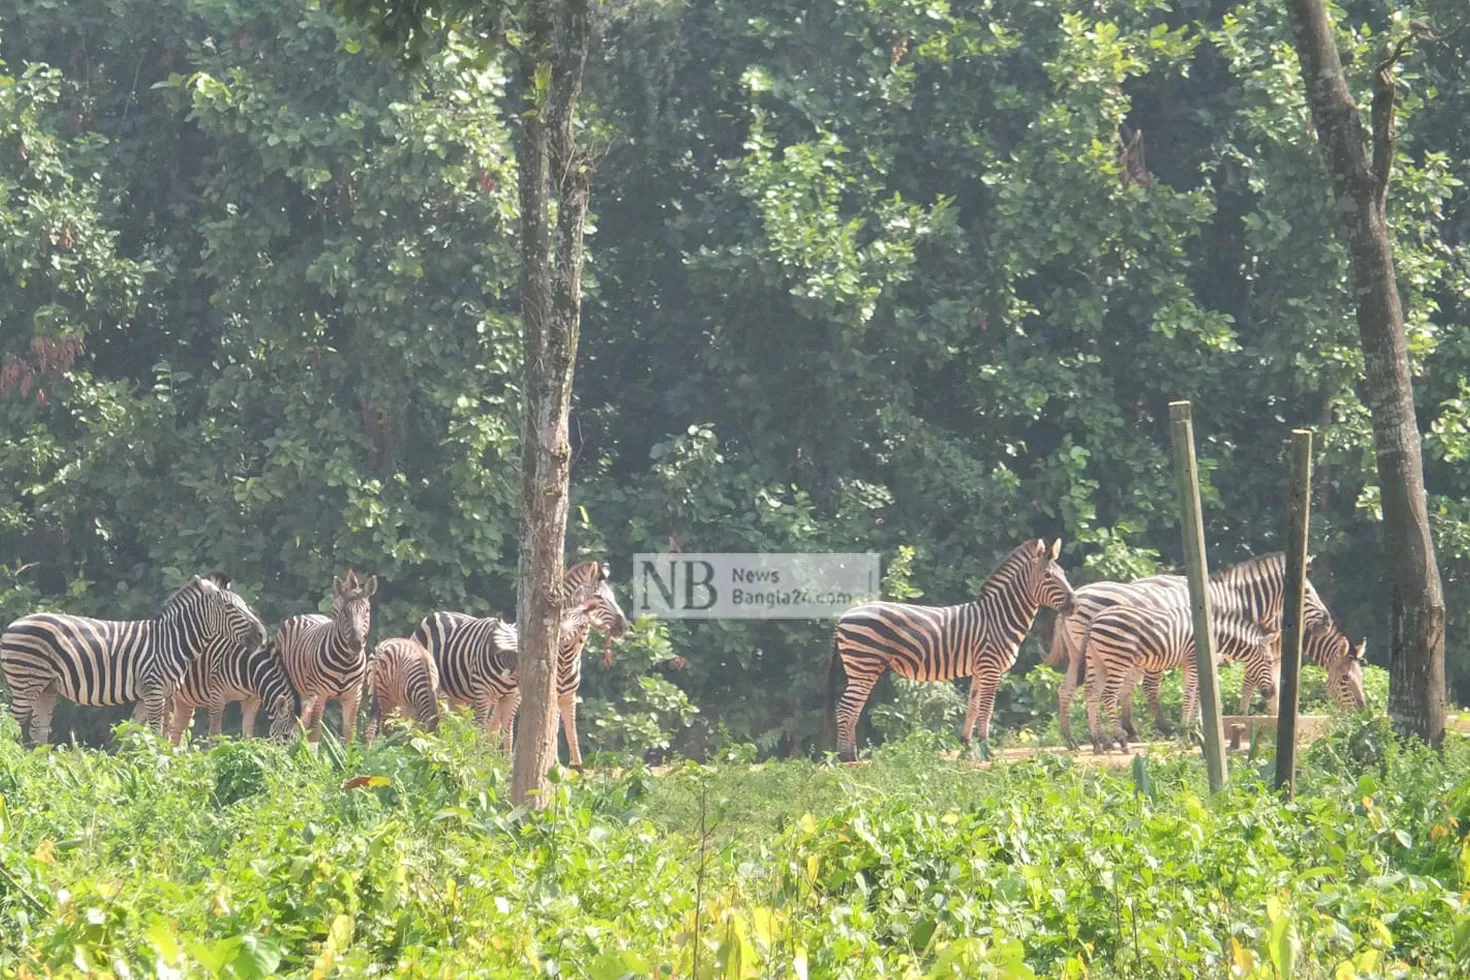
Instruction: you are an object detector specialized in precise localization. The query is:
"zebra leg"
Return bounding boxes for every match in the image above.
[168,702,197,745]
[28,688,58,746]
[140,690,170,739]
[835,672,880,763]
[340,686,362,743]
[1104,669,1133,754]
[301,693,325,742]
[238,697,259,739]
[1057,655,1081,749]
[1144,672,1173,735]
[1181,664,1201,736]
[1119,681,1140,741]
[363,692,381,745]
[131,701,149,724]
[1238,672,1256,715]
[964,672,1002,748]
[558,693,582,769]
[1084,657,1106,754]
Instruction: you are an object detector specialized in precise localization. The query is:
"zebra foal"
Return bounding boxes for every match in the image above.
[826,538,1076,762]
[276,569,377,743]
[1,573,267,745]
[163,635,301,743]
[363,638,441,743]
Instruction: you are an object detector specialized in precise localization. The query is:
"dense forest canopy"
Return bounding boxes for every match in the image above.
[1,0,1467,754]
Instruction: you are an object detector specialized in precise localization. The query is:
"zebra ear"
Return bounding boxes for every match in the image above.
[1033,539,1046,558]
[1352,638,1367,660]
[333,575,344,596]
[362,575,378,597]
[1305,554,1316,569]
[1049,539,1062,560]
[204,571,231,590]
[598,562,611,582]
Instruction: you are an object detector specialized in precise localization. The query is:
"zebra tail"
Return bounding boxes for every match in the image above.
[1068,624,1087,690]
[825,633,842,747]
[1044,616,1069,668]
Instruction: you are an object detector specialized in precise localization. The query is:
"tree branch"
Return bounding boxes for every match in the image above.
[1370,37,1408,207]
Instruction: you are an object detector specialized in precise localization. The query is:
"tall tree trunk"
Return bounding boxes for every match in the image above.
[1283,0,1445,747]
[511,0,593,807]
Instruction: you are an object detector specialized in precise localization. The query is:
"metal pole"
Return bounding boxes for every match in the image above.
[1169,401,1228,793]
[1275,429,1313,795]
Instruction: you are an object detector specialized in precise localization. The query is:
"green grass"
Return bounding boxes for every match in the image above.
[1,712,1468,978]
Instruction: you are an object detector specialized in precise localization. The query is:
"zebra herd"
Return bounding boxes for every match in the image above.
[0,540,1366,763]
[827,538,1368,760]
[0,562,629,764]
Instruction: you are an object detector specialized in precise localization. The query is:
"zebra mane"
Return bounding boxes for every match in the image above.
[157,574,222,619]
[977,540,1043,597]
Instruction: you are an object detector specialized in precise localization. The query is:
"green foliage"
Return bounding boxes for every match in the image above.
[2,719,1469,976]
[1,0,1470,755]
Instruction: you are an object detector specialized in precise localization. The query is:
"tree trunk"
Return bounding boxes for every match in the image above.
[511,0,594,808]
[1283,0,1446,747]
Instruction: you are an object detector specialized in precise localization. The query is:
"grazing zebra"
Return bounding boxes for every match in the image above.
[163,634,301,743]
[416,560,628,766]
[1228,626,1368,715]
[276,569,377,743]
[1050,554,1339,743]
[1081,600,1283,753]
[826,538,1077,762]
[485,581,631,767]
[1,573,267,745]
[363,638,441,743]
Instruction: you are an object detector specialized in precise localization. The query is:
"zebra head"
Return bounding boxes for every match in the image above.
[1031,538,1077,616]
[1311,627,1368,710]
[258,646,302,741]
[584,563,629,640]
[171,572,267,656]
[331,569,378,656]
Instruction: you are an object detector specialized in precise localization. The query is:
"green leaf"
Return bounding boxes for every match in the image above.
[588,950,650,980]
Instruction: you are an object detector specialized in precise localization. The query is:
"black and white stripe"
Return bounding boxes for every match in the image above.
[166,635,301,743]
[276,569,377,742]
[1,573,267,745]
[825,539,1076,762]
[364,638,441,743]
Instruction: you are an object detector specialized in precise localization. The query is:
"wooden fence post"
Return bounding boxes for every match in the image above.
[1169,401,1228,793]
[1275,429,1313,795]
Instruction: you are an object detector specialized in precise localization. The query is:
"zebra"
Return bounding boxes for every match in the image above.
[416,560,628,766]
[276,569,377,743]
[363,638,441,743]
[1049,554,1339,743]
[162,633,301,743]
[825,538,1077,763]
[413,610,518,733]
[483,580,631,767]
[1080,599,1279,753]
[1044,575,1187,746]
[1,573,267,745]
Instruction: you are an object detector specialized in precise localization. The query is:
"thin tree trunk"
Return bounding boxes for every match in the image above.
[511,0,593,807]
[1283,0,1446,747]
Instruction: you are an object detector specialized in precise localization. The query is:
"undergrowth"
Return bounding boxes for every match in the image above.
[0,712,1467,978]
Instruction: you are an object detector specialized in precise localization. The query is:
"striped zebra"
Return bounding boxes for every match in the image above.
[825,538,1076,762]
[1,573,267,745]
[276,569,377,743]
[363,638,441,743]
[1050,554,1339,743]
[162,634,301,743]
[483,580,631,767]
[412,611,518,732]
[1081,600,1276,753]
[416,560,628,764]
